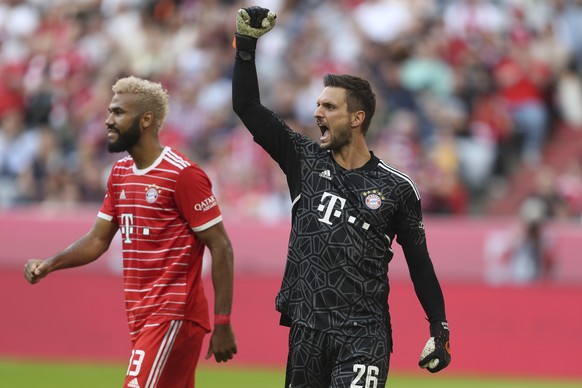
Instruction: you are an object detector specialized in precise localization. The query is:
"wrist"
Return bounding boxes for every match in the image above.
[430,321,449,337]
[43,258,57,273]
[234,33,257,61]
[214,314,231,326]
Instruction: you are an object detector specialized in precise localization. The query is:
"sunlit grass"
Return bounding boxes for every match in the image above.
[0,359,579,387]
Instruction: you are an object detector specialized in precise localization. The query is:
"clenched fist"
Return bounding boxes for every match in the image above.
[236,6,276,39]
[24,259,50,284]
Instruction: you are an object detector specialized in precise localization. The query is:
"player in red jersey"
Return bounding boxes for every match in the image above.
[23,76,237,387]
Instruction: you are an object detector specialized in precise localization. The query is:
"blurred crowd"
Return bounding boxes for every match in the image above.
[1,0,582,222]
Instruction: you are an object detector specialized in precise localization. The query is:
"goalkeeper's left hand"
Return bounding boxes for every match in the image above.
[419,321,451,373]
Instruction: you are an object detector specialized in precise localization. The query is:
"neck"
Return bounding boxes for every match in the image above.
[130,143,164,170]
[332,143,371,170]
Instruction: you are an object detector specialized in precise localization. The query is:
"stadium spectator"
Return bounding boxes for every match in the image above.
[556,155,582,219]
[484,196,557,285]
[550,0,582,73]
[526,165,570,220]
[443,0,506,43]
[0,109,40,205]
[554,58,582,128]
[494,36,551,166]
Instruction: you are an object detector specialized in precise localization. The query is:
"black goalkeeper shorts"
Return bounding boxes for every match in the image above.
[284,324,390,388]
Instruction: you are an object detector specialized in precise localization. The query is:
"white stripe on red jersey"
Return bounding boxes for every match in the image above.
[98,147,219,339]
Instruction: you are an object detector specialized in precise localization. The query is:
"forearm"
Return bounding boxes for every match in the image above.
[232,35,260,116]
[42,217,117,274]
[44,233,111,273]
[412,263,446,322]
[209,242,234,315]
[403,243,447,322]
[232,35,281,139]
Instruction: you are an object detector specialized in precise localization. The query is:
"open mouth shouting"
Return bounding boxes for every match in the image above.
[318,122,330,143]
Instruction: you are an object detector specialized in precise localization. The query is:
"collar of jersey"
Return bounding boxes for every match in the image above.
[331,151,379,172]
[132,146,170,175]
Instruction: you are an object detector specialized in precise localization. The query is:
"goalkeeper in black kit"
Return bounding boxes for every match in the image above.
[232,6,451,387]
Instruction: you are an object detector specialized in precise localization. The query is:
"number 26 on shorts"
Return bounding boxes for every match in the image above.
[351,364,379,388]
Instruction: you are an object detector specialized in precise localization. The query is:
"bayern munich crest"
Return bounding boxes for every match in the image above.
[145,185,160,204]
[363,190,384,210]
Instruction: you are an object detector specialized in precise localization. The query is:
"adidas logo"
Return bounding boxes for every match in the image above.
[127,377,140,388]
[120,190,126,200]
[319,169,332,180]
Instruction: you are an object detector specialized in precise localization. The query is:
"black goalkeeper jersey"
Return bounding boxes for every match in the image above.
[233,53,446,339]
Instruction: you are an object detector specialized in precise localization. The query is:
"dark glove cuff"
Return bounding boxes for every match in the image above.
[430,320,448,338]
[234,33,257,61]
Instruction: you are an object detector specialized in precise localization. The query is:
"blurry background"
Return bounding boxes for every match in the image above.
[0,0,581,385]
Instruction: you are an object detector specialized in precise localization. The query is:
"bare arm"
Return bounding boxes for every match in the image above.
[23,217,118,284]
[197,222,234,315]
[197,221,237,363]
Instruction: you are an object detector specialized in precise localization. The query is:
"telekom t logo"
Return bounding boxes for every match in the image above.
[121,213,134,243]
[317,192,346,225]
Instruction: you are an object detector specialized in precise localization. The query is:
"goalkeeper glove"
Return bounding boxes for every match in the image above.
[234,6,276,60]
[419,321,451,373]
[236,6,277,39]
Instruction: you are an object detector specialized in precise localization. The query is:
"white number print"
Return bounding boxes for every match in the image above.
[127,349,146,377]
[351,364,379,388]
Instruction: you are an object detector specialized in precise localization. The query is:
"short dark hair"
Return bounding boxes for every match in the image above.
[323,74,376,135]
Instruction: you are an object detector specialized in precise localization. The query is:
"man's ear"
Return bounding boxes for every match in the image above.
[351,111,365,128]
[141,111,154,129]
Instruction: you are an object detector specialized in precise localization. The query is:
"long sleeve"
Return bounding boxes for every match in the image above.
[232,35,280,141]
[402,242,447,323]
[232,35,301,188]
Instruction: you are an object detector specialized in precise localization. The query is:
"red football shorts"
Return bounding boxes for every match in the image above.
[123,320,207,388]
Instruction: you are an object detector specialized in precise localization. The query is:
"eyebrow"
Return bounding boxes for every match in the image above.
[108,105,126,113]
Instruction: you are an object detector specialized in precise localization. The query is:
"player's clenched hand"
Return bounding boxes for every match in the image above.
[236,6,276,39]
[23,259,50,285]
[205,324,237,363]
[419,321,451,373]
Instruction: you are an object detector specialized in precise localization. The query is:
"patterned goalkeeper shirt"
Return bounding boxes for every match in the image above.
[233,54,446,340]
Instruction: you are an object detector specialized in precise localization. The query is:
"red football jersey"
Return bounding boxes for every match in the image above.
[98,147,220,339]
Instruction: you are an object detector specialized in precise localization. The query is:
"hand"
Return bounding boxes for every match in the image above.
[419,321,451,373]
[23,259,50,285]
[205,324,237,363]
[236,6,276,39]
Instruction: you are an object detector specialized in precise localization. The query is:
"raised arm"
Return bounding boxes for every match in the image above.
[232,7,280,138]
[232,6,304,186]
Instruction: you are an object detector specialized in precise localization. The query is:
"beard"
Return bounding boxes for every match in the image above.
[321,124,352,151]
[107,118,141,153]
